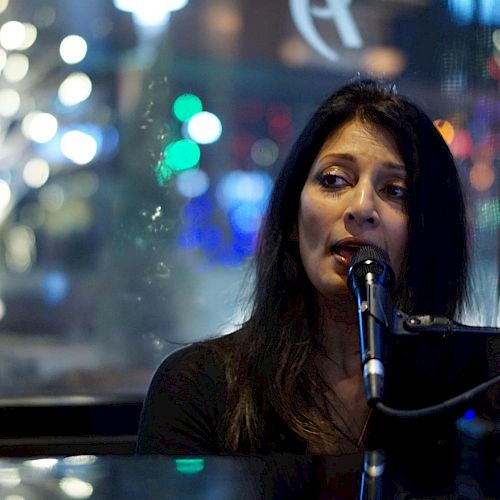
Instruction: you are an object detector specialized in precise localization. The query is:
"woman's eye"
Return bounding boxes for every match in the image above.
[319,173,348,188]
[385,183,407,199]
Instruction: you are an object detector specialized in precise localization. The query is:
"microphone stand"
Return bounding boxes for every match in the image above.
[391,310,500,338]
[374,309,500,417]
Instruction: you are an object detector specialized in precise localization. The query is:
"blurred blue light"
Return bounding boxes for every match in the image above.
[176,169,210,198]
[42,271,70,306]
[448,0,474,24]
[182,194,213,224]
[463,409,476,421]
[198,226,223,253]
[448,0,500,25]
[232,232,256,257]
[216,247,245,267]
[177,227,199,249]
[479,0,500,24]
[216,170,273,212]
[229,203,264,235]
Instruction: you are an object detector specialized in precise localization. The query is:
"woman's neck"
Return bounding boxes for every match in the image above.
[316,293,361,379]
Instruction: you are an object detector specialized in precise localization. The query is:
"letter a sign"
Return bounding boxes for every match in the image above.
[290,0,363,61]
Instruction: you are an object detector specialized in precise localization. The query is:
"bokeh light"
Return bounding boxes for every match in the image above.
[0,47,6,71]
[59,477,93,499]
[185,111,222,144]
[469,161,495,192]
[205,3,242,37]
[22,112,58,143]
[176,169,210,198]
[450,128,473,160]
[0,21,25,50]
[17,22,37,50]
[163,139,200,171]
[114,0,189,13]
[486,55,500,80]
[433,119,455,145]
[229,203,264,234]
[58,72,93,106]
[3,52,29,82]
[361,46,407,78]
[476,198,500,231]
[39,184,65,212]
[6,225,35,272]
[175,458,205,474]
[216,170,273,212]
[0,179,12,212]
[23,158,50,188]
[59,35,88,64]
[173,93,203,122]
[250,138,279,167]
[0,88,20,117]
[60,130,98,165]
[278,35,311,66]
[493,29,500,50]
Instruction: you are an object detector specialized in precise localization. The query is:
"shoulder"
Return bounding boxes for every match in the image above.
[147,330,242,394]
[136,330,244,454]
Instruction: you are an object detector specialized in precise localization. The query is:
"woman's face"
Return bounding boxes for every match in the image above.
[296,118,408,299]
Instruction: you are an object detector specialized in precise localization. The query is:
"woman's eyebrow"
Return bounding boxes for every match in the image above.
[318,153,406,172]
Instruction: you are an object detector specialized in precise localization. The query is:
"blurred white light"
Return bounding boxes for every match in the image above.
[22,112,58,143]
[58,72,92,106]
[59,35,88,64]
[59,477,93,499]
[0,88,20,117]
[176,168,210,198]
[114,0,189,13]
[250,138,279,167]
[3,52,29,82]
[0,0,8,15]
[39,184,65,212]
[24,458,59,469]
[0,298,5,321]
[132,7,170,27]
[23,158,50,188]
[0,468,21,488]
[186,111,222,144]
[60,130,97,165]
[6,225,35,272]
[62,456,97,466]
[0,179,12,212]
[4,495,26,500]
[0,47,6,70]
[18,23,38,50]
[0,21,25,50]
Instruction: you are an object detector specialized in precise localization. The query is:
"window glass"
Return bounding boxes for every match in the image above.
[0,0,498,397]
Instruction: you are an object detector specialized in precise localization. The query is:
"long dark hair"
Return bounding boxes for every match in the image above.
[222,78,469,452]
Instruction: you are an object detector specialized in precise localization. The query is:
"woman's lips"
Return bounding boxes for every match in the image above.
[331,245,360,269]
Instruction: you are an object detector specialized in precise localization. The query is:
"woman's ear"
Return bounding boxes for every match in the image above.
[290,223,299,242]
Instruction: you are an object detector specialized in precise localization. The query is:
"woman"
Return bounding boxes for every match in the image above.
[136,79,493,456]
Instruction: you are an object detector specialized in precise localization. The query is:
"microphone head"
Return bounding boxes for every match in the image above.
[347,244,395,294]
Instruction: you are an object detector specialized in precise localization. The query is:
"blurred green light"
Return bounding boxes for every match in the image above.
[476,198,500,230]
[164,140,200,171]
[173,94,203,122]
[175,458,205,474]
[155,159,173,186]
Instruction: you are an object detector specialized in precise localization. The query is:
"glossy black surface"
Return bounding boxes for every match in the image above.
[0,442,498,500]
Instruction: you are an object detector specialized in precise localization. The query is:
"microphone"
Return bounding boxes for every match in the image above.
[347,245,395,405]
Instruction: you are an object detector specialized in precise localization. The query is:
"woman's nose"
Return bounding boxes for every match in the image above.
[344,184,379,227]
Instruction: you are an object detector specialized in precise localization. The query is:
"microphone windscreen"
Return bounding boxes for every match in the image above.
[348,245,394,290]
